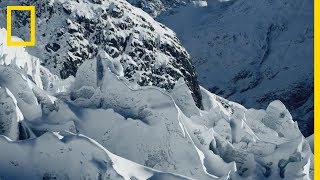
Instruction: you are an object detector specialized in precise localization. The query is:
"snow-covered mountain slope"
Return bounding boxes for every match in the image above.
[0,29,314,179]
[126,0,206,17]
[155,0,314,136]
[0,0,203,109]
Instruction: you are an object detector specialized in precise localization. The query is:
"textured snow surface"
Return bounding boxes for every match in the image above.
[155,0,314,136]
[0,132,191,180]
[0,28,314,179]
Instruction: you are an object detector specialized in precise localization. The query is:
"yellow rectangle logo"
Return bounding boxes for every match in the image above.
[6,6,36,46]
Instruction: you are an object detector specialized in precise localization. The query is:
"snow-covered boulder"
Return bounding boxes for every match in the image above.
[262,100,302,139]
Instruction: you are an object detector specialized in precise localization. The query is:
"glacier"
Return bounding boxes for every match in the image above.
[0,25,314,179]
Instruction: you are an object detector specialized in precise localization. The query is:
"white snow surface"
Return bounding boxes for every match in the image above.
[0,29,314,180]
[0,132,191,180]
[306,134,314,153]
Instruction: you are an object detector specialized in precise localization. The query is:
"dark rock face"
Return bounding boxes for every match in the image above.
[5,0,203,109]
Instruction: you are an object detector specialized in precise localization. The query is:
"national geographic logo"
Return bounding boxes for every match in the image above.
[6,6,36,46]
